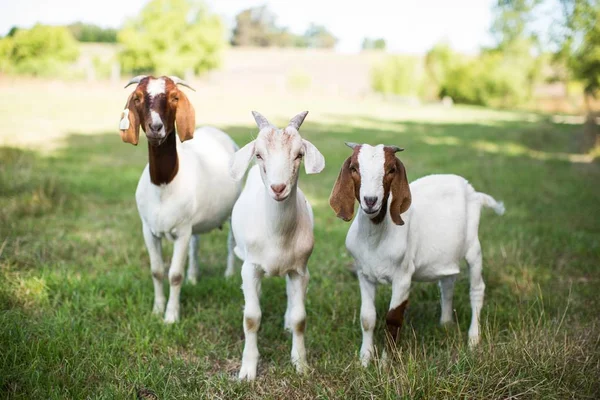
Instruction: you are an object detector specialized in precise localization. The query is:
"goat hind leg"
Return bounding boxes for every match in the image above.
[466,240,485,348]
[439,275,457,325]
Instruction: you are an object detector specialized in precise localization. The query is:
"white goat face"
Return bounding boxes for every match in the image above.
[230,111,325,202]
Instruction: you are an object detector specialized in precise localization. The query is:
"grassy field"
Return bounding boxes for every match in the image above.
[1,93,599,398]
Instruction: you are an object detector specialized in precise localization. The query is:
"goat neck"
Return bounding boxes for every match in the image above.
[264,182,299,236]
[148,131,179,185]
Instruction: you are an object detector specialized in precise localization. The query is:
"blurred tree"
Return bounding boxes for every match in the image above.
[303,23,337,49]
[558,0,600,95]
[118,0,225,76]
[0,24,79,76]
[491,0,542,49]
[68,22,117,43]
[362,37,386,50]
[371,56,421,97]
[424,42,458,95]
[231,5,296,47]
[6,26,19,37]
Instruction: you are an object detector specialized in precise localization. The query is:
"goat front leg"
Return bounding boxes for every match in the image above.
[358,271,377,367]
[164,228,192,324]
[225,221,236,278]
[187,234,199,285]
[239,261,262,381]
[285,269,309,374]
[386,272,412,349]
[142,225,165,315]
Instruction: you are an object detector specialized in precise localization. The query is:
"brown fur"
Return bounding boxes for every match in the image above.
[245,317,259,333]
[119,76,196,185]
[383,148,412,226]
[329,145,411,225]
[295,318,306,334]
[148,132,179,185]
[169,273,183,286]
[385,300,409,344]
[329,146,361,221]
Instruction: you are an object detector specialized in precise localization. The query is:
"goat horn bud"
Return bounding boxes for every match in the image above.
[385,145,405,153]
[289,111,309,131]
[124,75,147,88]
[345,142,360,149]
[169,76,196,91]
[252,111,272,130]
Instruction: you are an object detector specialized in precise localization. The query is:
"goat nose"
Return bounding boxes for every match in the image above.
[271,184,287,195]
[150,121,163,132]
[364,196,378,207]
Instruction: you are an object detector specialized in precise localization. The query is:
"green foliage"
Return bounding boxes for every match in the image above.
[371,56,421,97]
[68,22,117,43]
[425,42,460,92]
[118,0,225,76]
[362,37,386,50]
[0,24,79,76]
[559,0,600,94]
[443,51,532,107]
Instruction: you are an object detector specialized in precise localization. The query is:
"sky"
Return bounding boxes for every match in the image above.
[0,0,498,54]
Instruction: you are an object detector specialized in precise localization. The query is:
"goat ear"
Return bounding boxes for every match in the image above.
[230,141,255,181]
[389,159,411,225]
[329,157,356,222]
[175,90,195,142]
[119,93,141,145]
[302,139,325,174]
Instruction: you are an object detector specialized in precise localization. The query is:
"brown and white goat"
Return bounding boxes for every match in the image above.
[329,143,505,365]
[120,75,242,323]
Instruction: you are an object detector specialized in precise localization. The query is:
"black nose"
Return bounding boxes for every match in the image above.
[150,122,163,132]
[364,196,378,208]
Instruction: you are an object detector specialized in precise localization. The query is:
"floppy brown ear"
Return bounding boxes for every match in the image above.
[119,93,140,145]
[329,157,356,222]
[389,159,411,225]
[175,90,195,142]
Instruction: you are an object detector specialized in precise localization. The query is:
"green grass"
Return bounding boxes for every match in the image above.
[1,108,599,399]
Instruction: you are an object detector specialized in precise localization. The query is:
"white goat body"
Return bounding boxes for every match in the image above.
[137,127,240,237]
[232,165,315,276]
[230,111,324,381]
[347,174,504,284]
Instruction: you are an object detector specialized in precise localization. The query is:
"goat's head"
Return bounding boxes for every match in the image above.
[329,143,411,225]
[119,75,195,146]
[230,111,325,202]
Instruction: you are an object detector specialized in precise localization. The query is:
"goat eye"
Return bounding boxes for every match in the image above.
[350,166,357,173]
[255,154,263,160]
[295,153,303,160]
[388,168,396,175]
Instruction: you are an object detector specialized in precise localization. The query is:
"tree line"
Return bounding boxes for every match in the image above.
[0,0,597,112]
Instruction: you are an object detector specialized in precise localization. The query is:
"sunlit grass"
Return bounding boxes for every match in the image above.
[1,101,599,398]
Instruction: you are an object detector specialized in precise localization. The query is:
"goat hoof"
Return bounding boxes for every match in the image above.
[164,311,179,324]
[187,276,198,285]
[468,336,480,348]
[152,303,165,315]
[238,364,257,381]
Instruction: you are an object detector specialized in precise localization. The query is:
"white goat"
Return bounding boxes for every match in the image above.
[329,143,504,366]
[119,75,242,323]
[229,111,325,381]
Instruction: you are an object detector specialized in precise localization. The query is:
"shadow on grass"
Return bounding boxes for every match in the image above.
[0,116,599,398]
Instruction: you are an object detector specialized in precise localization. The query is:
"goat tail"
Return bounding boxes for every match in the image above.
[478,192,505,216]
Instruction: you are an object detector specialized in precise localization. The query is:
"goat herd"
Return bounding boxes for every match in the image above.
[118,75,505,381]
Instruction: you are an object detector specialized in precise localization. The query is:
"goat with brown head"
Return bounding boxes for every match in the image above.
[119,75,196,146]
[330,143,411,225]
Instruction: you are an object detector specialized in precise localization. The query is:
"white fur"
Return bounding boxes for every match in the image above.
[344,150,504,366]
[149,110,166,137]
[230,113,324,380]
[146,77,165,98]
[357,145,386,214]
[136,126,242,323]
